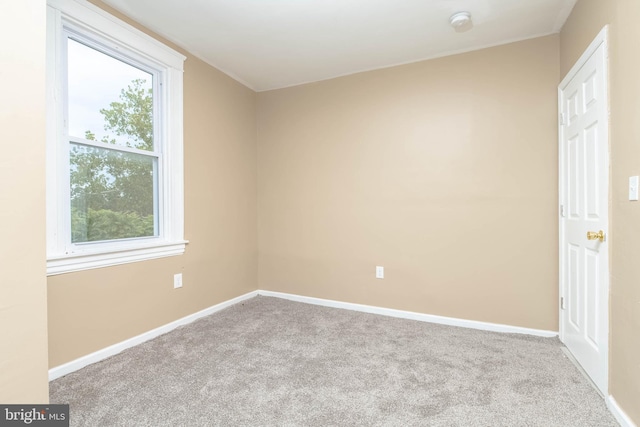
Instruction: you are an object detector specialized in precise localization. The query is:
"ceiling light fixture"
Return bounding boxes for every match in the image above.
[449,11,473,32]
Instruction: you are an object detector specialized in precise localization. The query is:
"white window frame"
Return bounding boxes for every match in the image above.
[46,0,187,275]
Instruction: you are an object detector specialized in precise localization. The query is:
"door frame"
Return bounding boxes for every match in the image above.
[558,25,610,396]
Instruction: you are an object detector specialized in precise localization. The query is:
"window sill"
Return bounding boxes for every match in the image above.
[46,240,188,276]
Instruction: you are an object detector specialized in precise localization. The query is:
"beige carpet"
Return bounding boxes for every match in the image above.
[50,296,618,426]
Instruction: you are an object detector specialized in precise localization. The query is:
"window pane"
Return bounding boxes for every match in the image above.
[70,143,157,243]
[67,38,154,151]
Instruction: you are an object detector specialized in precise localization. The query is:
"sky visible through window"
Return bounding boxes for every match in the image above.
[67,38,152,147]
[67,38,157,243]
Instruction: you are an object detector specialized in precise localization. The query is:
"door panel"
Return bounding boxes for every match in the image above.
[568,243,579,329]
[559,28,609,396]
[584,247,598,347]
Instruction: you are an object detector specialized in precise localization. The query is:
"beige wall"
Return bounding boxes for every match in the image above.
[0,0,50,403]
[34,2,639,423]
[257,36,560,331]
[559,0,611,77]
[561,0,640,423]
[47,1,258,367]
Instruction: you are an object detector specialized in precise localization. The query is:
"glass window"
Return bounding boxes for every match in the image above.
[67,38,159,243]
[46,0,186,275]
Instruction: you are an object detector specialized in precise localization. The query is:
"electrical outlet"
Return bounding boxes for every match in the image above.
[376,266,384,279]
[173,273,183,289]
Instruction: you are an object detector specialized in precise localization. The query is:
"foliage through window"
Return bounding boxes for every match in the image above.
[46,0,186,275]
[68,38,158,243]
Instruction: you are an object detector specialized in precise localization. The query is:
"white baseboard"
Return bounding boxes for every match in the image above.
[257,290,558,337]
[607,396,637,427]
[48,290,258,381]
[50,289,559,381]
[50,289,637,426]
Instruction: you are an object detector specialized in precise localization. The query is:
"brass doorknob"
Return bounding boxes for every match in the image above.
[586,230,605,242]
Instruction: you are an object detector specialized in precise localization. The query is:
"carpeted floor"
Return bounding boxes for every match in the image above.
[50,296,618,426]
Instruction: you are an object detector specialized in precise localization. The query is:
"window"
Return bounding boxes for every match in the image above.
[46,0,187,275]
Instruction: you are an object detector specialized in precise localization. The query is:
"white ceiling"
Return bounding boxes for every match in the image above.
[102,0,577,92]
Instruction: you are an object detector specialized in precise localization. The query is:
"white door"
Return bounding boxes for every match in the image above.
[559,26,609,396]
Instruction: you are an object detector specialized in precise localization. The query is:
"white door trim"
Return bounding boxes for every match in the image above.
[558,25,610,396]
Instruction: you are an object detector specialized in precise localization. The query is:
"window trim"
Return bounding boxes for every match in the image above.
[46,0,187,275]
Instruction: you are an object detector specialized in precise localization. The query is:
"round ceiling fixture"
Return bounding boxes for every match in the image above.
[449,11,472,31]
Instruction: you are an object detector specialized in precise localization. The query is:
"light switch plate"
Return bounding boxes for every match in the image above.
[174,273,183,289]
[629,176,639,201]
